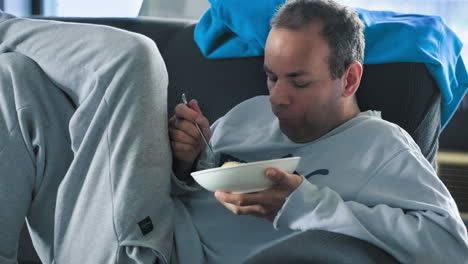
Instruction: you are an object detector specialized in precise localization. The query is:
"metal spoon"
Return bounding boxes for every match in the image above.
[181,93,215,156]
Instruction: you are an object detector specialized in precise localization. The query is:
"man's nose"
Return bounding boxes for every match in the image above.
[269,80,291,106]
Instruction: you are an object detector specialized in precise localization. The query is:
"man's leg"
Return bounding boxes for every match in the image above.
[0,12,174,263]
[0,52,74,264]
[242,230,398,264]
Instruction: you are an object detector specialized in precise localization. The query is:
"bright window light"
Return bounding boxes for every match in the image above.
[338,0,468,66]
[55,0,143,17]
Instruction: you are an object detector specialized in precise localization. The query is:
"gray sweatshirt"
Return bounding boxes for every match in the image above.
[172,96,468,264]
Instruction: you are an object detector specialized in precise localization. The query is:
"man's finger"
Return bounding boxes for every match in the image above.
[215,191,264,207]
[168,115,177,127]
[196,115,211,133]
[188,99,201,113]
[189,100,210,131]
[174,103,199,122]
[265,168,287,184]
[170,140,197,153]
[265,168,303,189]
[174,119,202,140]
[218,200,268,217]
[168,128,199,145]
[175,101,210,138]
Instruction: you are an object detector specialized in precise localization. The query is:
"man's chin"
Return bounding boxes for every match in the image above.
[279,125,304,143]
[279,124,319,143]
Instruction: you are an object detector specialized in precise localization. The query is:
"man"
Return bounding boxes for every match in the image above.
[0,11,174,264]
[169,0,468,263]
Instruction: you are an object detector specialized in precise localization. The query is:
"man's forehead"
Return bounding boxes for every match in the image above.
[269,21,325,37]
[265,25,330,73]
[267,24,328,52]
[263,64,315,77]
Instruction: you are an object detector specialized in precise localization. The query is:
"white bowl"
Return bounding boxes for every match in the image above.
[191,157,301,194]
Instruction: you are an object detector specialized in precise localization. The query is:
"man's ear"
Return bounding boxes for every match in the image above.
[342,61,363,97]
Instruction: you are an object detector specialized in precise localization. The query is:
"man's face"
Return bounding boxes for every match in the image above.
[264,23,345,143]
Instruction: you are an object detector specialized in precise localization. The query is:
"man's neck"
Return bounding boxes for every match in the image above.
[316,103,361,141]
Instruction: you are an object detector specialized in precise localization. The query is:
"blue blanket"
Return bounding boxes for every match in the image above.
[194,0,468,130]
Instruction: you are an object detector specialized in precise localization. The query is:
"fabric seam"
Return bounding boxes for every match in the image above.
[104,99,121,245]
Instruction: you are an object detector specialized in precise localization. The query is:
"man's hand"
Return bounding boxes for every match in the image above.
[215,168,303,221]
[168,99,210,180]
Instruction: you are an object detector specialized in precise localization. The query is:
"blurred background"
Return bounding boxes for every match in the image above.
[3,0,467,262]
[4,0,468,203]
[2,0,467,62]
[3,0,468,206]
[6,0,465,148]
[3,0,468,183]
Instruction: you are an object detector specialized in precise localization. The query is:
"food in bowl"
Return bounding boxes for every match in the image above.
[221,161,243,167]
[191,157,301,194]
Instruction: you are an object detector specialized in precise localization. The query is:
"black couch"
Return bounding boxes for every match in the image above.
[18,15,442,264]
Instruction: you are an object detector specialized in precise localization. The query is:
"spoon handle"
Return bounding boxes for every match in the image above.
[181,93,215,155]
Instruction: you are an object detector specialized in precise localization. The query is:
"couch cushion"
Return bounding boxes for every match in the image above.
[163,24,268,123]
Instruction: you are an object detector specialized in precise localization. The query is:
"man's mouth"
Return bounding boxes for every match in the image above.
[273,114,292,122]
[276,116,297,123]
[272,108,297,122]
[273,111,293,120]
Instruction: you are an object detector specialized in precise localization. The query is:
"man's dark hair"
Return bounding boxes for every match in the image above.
[270,0,365,79]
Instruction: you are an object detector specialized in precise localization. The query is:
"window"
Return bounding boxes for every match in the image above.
[139,0,209,20]
[37,0,208,19]
[339,0,468,74]
[52,0,143,17]
[3,0,31,16]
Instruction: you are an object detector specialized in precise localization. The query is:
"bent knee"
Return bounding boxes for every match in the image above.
[92,26,163,65]
[119,33,166,74]
[102,30,168,86]
[123,33,161,59]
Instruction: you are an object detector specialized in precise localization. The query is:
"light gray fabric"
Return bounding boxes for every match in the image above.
[0,52,74,264]
[173,96,467,264]
[243,230,398,264]
[0,12,174,264]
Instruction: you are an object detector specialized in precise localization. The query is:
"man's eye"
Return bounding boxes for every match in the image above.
[293,82,310,88]
[267,75,277,82]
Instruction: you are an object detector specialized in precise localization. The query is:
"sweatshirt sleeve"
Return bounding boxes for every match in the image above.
[273,148,468,263]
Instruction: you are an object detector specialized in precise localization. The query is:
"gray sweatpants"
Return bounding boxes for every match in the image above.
[0,12,174,264]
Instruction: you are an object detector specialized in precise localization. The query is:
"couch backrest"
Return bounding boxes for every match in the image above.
[36,16,441,166]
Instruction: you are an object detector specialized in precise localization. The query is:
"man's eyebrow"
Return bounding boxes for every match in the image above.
[263,65,311,78]
[263,65,272,74]
[286,71,310,78]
